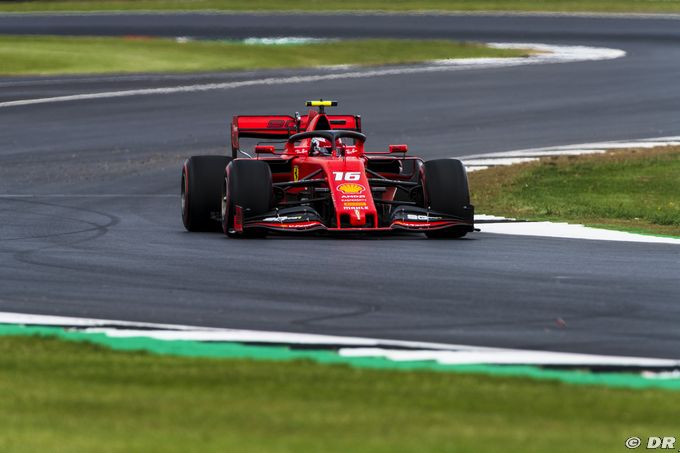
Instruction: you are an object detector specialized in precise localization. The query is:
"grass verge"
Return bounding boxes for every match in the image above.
[2,0,680,13]
[0,35,528,76]
[468,147,680,237]
[1,334,678,452]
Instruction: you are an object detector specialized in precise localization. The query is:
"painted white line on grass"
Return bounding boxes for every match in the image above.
[489,42,626,60]
[0,43,625,109]
[0,311,677,368]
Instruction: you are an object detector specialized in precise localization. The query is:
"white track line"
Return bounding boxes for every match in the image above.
[461,137,680,245]
[480,221,680,244]
[6,11,680,19]
[1,311,677,367]
[0,194,175,198]
[462,138,680,163]
[0,43,625,109]
[337,348,678,367]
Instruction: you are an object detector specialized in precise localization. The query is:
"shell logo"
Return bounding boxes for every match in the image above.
[336,183,366,194]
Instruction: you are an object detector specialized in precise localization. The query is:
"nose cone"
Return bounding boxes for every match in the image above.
[349,209,366,226]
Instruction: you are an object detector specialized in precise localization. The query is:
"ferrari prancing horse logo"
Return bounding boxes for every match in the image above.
[293,166,299,182]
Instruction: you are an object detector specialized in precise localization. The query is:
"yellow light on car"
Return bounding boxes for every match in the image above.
[305,100,338,107]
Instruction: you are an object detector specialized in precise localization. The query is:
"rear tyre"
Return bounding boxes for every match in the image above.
[181,155,232,232]
[423,159,473,239]
[222,160,273,238]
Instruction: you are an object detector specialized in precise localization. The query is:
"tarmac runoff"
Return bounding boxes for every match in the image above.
[2,311,680,390]
[463,137,680,245]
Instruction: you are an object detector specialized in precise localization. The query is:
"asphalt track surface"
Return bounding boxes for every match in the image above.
[1,13,679,358]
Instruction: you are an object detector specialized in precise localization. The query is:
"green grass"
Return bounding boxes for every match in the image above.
[1,334,678,452]
[2,0,680,13]
[0,35,529,76]
[468,147,680,237]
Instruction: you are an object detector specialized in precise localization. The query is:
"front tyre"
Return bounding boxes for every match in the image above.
[222,160,273,238]
[423,159,473,239]
[181,155,231,232]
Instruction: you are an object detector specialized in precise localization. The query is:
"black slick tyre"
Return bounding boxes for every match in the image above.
[423,158,473,239]
[181,155,232,232]
[222,159,273,238]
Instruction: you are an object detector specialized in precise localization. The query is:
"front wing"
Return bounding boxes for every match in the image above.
[233,206,474,234]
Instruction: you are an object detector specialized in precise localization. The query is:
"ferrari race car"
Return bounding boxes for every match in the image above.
[181,100,474,238]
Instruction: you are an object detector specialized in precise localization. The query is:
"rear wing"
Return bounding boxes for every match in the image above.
[231,114,361,157]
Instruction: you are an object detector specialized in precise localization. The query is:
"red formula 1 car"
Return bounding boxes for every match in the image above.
[181,100,474,238]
